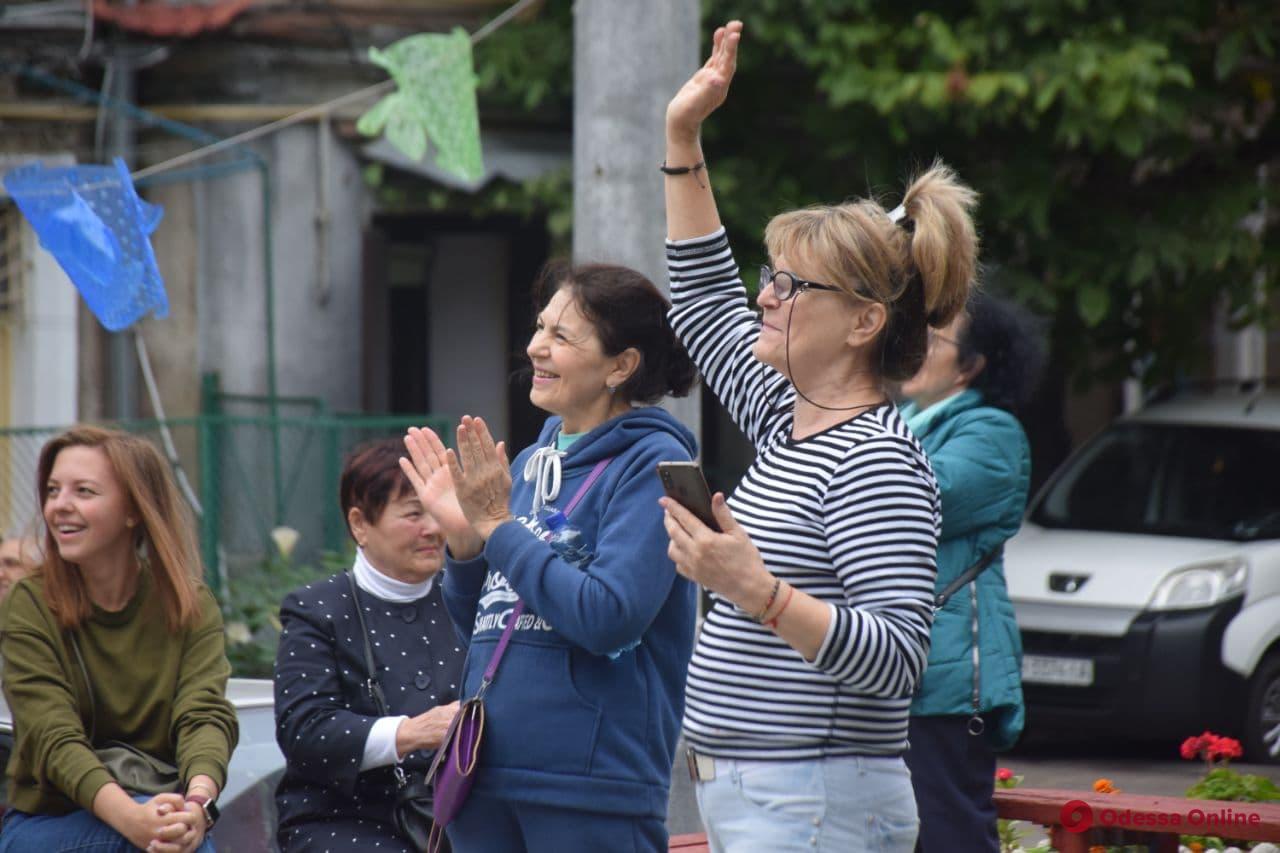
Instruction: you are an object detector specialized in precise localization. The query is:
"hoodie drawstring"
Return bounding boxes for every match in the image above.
[523,446,565,515]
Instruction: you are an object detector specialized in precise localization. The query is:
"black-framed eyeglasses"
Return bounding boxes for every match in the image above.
[759,265,844,301]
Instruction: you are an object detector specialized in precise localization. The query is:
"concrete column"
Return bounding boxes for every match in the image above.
[573,0,701,440]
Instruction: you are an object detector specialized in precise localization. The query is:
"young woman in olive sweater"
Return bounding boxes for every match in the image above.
[0,427,237,853]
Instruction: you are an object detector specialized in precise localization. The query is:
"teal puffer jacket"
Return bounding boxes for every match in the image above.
[903,389,1030,751]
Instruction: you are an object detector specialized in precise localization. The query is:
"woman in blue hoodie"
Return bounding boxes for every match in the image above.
[399,261,700,852]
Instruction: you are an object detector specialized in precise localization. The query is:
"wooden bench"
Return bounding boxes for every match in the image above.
[994,788,1280,851]
[669,832,710,851]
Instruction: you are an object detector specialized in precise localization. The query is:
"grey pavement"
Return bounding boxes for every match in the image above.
[1006,738,1275,798]
[668,735,701,835]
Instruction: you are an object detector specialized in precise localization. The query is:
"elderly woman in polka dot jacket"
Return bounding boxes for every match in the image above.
[273,439,465,852]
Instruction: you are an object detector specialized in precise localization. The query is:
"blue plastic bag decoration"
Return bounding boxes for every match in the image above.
[3,157,168,331]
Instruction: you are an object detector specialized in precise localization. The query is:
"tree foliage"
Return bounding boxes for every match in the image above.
[463,1,1277,386]
[704,0,1279,386]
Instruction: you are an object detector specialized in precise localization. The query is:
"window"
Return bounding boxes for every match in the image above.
[1032,422,1280,541]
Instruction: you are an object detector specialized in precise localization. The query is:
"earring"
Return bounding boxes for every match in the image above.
[606,385,617,395]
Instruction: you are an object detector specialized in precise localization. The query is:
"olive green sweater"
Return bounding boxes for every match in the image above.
[0,569,238,815]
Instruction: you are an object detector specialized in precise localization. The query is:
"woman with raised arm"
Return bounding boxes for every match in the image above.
[660,21,979,853]
[0,427,236,853]
[400,261,699,851]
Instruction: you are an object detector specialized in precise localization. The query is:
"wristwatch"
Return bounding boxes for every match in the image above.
[184,792,220,829]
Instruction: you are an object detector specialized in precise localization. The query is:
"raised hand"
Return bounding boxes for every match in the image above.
[447,416,515,542]
[401,427,472,539]
[666,20,743,142]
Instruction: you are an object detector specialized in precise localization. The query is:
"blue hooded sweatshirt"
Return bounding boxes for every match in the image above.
[441,407,698,819]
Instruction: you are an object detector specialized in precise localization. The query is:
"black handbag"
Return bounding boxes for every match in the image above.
[346,572,450,853]
[68,632,181,795]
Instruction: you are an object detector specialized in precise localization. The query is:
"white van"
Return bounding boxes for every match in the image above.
[1005,388,1280,761]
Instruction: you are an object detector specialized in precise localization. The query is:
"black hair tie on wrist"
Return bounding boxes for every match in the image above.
[660,160,706,188]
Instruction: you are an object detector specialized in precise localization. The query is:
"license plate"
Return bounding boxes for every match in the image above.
[1022,654,1094,686]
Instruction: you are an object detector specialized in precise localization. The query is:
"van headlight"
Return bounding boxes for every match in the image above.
[1148,558,1248,611]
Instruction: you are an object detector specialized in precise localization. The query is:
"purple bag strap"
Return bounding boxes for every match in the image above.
[478,456,613,689]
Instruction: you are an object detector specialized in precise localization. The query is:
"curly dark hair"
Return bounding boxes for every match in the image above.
[956,292,1045,415]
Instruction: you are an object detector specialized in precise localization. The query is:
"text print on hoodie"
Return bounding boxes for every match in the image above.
[441,407,698,819]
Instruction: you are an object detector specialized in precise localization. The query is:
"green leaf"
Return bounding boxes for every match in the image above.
[1078,285,1110,327]
[1114,123,1144,158]
[1034,77,1064,113]
[967,74,1002,106]
[1216,30,1246,81]
[1129,251,1155,285]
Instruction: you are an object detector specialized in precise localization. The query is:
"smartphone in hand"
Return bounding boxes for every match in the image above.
[657,461,721,532]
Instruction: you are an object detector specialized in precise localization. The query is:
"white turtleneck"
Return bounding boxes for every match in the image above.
[353,546,435,602]
[353,548,437,771]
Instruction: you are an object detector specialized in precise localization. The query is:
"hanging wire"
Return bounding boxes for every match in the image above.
[135,333,204,516]
[76,0,95,62]
[6,0,543,196]
[129,0,541,182]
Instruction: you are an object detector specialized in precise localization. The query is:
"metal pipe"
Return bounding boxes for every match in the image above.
[105,49,138,421]
[315,112,331,307]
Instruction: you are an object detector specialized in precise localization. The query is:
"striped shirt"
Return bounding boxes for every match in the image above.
[668,229,940,760]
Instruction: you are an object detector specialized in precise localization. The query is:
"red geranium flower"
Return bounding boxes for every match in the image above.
[1179,731,1242,766]
[1211,736,1243,760]
[996,767,1014,782]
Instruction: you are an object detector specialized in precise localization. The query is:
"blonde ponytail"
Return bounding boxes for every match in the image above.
[900,159,979,328]
[761,158,979,382]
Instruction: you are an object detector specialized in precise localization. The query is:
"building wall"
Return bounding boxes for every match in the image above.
[1,213,78,536]
[14,218,78,427]
[195,125,368,411]
[427,232,510,426]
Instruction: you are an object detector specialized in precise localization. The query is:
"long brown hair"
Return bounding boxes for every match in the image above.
[36,426,204,632]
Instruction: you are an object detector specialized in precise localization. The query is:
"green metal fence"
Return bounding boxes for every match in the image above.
[0,411,451,600]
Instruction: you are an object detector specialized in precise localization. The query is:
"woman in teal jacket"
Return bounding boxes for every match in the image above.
[899,292,1044,853]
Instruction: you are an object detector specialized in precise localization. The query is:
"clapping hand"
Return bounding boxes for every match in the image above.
[401,426,482,557]
[666,20,742,142]
[448,416,514,542]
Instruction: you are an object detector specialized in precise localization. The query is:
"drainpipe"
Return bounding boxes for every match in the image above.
[315,112,332,307]
[104,46,138,421]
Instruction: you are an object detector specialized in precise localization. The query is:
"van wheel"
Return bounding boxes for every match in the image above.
[1245,652,1280,764]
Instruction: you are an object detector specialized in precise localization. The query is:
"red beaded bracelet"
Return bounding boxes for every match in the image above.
[765,584,795,630]
[751,576,781,623]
